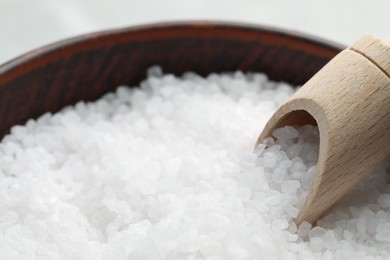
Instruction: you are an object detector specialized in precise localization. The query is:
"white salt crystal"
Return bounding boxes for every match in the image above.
[375,223,390,242]
[281,180,301,194]
[272,126,299,140]
[308,226,327,239]
[298,125,315,138]
[263,137,275,147]
[289,222,298,233]
[309,237,324,252]
[292,170,305,179]
[266,194,281,206]
[286,143,302,158]
[322,250,334,260]
[226,243,249,259]
[0,249,20,259]
[343,230,353,240]
[147,65,163,77]
[322,231,338,250]
[254,144,266,156]
[285,233,298,242]
[366,218,379,235]
[377,194,390,209]
[296,191,309,209]
[272,219,289,230]
[306,151,318,162]
[237,187,251,201]
[297,221,312,237]
[285,205,299,218]
[279,159,293,169]
[263,151,278,168]
[356,217,367,233]
[307,166,317,177]
[161,102,174,118]
[291,161,307,172]
[4,227,20,243]
[375,210,387,218]
[272,167,287,183]
[5,212,19,224]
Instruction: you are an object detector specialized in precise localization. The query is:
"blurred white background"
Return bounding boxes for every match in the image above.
[0,0,389,65]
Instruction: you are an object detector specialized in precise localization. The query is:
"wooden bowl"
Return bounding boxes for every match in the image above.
[0,22,343,140]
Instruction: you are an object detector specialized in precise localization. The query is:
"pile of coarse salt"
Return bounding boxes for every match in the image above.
[0,67,389,259]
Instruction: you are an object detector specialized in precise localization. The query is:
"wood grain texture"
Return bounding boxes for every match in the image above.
[0,22,342,140]
[256,35,390,225]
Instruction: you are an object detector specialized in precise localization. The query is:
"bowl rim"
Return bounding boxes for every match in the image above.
[0,20,345,78]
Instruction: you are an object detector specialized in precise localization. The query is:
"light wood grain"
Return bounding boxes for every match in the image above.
[256,35,390,225]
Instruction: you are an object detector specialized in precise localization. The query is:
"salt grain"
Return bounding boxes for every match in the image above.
[281,180,301,194]
[297,221,312,237]
[272,125,299,140]
[377,193,390,209]
[375,224,390,242]
[263,151,278,168]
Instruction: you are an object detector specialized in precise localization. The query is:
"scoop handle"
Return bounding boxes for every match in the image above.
[256,35,390,224]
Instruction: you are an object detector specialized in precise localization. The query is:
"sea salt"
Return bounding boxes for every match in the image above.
[0,67,389,259]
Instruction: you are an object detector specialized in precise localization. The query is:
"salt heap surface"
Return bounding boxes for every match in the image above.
[0,67,390,259]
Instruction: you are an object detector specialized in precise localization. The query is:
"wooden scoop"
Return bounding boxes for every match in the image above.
[255,35,390,225]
